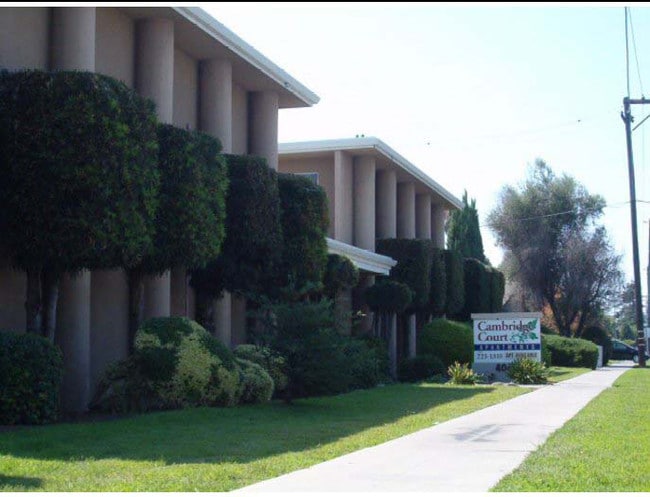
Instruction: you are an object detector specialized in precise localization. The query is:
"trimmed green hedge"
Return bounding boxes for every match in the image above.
[428,247,447,317]
[365,279,413,314]
[0,331,63,424]
[417,319,474,368]
[323,254,359,297]
[398,354,446,383]
[376,239,431,313]
[277,173,329,294]
[234,344,288,395]
[580,325,612,365]
[542,334,599,369]
[488,266,505,313]
[443,249,465,316]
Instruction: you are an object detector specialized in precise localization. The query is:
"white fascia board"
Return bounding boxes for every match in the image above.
[280,138,463,210]
[326,238,396,276]
[173,7,319,107]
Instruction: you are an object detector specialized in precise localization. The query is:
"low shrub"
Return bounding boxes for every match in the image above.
[542,334,599,369]
[236,358,274,404]
[447,362,483,385]
[234,344,288,394]
[398,354,446,383]
[507,358,549,384]
[580,325,612,365]
[0,332,63,424]
[417,319,473,368]
[92,317,243,412]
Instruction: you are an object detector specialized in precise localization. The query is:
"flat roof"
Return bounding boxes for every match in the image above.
[327,238,396,275]
[279,137,463,210]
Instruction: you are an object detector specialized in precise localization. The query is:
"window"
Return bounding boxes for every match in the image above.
[294,172,319,185]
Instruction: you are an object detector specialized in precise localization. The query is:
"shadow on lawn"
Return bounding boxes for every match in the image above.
[0,384,502,467]
[0,474,43,489]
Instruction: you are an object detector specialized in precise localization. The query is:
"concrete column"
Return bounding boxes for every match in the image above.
[397,182,416,239]
[432,205,447,249]
[56,271,91,413]
[200,58,232,152]
[143,274,171,319]
[416,194,432,240]
[135,18,174,124]
[249,91,279,170]
[334,151,354,244]
[408,314,417,358]
[49,7,95,414]
[170,267,188,316]
[136,18,174,318]
[353,156,376,251]
[376,169,397,240]
[214,292,232,346]
[50,7,96,71]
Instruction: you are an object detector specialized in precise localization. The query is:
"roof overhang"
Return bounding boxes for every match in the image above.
[280,137,463,210]
[116,6,319,109]
[327,238,397,276]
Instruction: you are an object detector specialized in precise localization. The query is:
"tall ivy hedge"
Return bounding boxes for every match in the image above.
[141,124,227,274]
[488,266,505,313]
[376,239,431,313]
[443,249,465,316]
[454,258,505,320]
[428,246,447,317]
[277,173,329,295]
[191,154,282,302]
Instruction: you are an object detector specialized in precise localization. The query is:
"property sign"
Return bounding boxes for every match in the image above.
[471,313,542,382]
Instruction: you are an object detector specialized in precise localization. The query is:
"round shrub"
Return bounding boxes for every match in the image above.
[0,331,63,424]
[580,325,612,365]
[398,354,446,383]
[542,334,599,369]
[343,338,385,390]
[236,358,274,404]
[417,319,473,368]
[365,279,413,314]
[234,344,288,394]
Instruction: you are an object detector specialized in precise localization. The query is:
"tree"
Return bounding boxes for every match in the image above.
[488,159,622,337]
[0,70,159,340]
[613,282,638,339]
[446,190,488,264]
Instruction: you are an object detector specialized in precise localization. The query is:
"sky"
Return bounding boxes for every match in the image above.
[202,2,650,309]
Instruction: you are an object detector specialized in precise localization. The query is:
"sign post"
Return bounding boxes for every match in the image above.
[471,312,542,382]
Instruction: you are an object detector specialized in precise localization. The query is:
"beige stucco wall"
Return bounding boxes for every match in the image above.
[231,83,248,155]
[0,7,50,70]
[95,8,134,87]
[90,270,129,389]
[173,48,198,130]
[0,263,27,332]
[279,156,335,238]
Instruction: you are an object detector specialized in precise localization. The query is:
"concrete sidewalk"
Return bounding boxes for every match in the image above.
[235,363,631,493]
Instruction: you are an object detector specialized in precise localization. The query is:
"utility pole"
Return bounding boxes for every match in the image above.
[621,97,648,367]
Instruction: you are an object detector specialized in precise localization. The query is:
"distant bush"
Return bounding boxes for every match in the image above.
[398,354,446,383]
[0,332,63,424]
[234,344,288,395]
[580,325,612,366]
[507,358,549,384]
[418,319,473,368]
[542,334,599,369]
[235,358,274,404]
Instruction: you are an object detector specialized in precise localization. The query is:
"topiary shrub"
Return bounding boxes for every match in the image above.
[580,325,612,366]
[398,354,446,383]
[235,358,274,404]
[92,317,243,412]
[417,319,473,368]
[488,267,505,313]
[456,258,490,320]
[234,344,288,395]
[0,332,63,424]
[443,250,465,316]
[365,279,413,314]
[323,254,359,297]
[542,334,599,369]
[507,357,549,384]
[428,247,447,317]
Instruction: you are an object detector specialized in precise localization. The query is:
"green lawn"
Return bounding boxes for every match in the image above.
[0,381,530,492]
[492,367,650,492]
[547,366,592,383]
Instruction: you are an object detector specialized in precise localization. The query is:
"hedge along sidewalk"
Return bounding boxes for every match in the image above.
[237,364,631,492]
